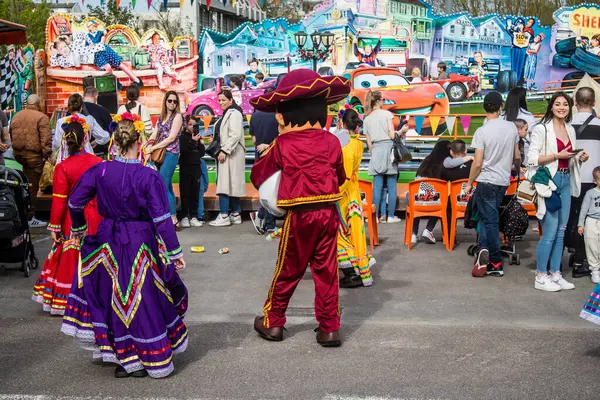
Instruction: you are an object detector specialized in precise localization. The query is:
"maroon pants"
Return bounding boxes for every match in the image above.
[262,204,341,333]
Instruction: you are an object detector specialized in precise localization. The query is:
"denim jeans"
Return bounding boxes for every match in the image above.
[219,194,241,215]
[197,159,209,220]
[537,172,571,274]
[159,151,179,216]
[473,182,507,263]
[373,174,397,218]
[258,207,276,231]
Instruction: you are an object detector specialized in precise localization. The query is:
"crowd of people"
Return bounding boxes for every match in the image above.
[5,65,600,378]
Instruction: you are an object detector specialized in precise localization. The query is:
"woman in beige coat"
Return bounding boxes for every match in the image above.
[209,90,247,227]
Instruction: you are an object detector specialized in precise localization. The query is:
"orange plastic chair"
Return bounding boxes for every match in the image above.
[358,179,379,251]
[506,178,519,196]
[449,179,477,251]
[404,178,450,251]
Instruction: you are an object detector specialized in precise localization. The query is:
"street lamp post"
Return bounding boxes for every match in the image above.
[294,30,335,72]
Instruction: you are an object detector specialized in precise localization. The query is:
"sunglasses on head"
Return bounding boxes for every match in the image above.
[167,99,178,104]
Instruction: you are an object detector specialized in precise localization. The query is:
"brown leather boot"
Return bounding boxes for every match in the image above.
[253,316,283,341]
[315,328,342,347]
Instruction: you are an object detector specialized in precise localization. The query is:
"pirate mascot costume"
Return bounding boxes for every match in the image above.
[249,69,350,347]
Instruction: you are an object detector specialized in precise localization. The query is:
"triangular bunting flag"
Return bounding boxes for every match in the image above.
[325,114,334,131]
[222,0,226,5]
[429,116,441,136]
[232,0,236,6]
[163,0,168,9]
[460,116,471,136]
[191,0,194,4]
[414,116,425,135]
[148,0,152,9]
[206,0,211,7]
[249,0,254,5]
[445,116,457,136]
[131,0,136,8]
[180,0,184,8]
[116,0,121,7]
[202,115,213,132]
[246,114,252,125]
[274,0,278,5]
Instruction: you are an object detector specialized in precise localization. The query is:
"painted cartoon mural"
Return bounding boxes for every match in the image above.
[0,43,35,111]
[41,14,198,115]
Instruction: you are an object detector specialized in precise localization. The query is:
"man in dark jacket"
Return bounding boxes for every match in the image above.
[9,94,51,227]
[83,87,112,156]
[249,87,279,234]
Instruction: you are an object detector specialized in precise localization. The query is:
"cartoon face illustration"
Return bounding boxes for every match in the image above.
[526,18,535,28]
[249,61,258,71]
[87,21,98,33]
[55,40,70,57]
[353,72,409,89]
[473,52,483,65]
[152,33,161,45]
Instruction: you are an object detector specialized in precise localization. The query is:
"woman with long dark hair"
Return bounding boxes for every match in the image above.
[528,92,589,291]
[502,87,536,168]
[409,140,451,244]
[32,117,102,315]
[146,91,183,225]
[209,89,246,227]
[502,87,536,125]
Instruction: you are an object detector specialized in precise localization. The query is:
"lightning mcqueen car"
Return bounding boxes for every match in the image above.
[346,67,450,134]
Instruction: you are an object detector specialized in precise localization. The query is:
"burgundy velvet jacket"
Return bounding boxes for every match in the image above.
[250,128,346,208]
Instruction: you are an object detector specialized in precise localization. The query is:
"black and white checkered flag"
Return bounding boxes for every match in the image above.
[0,55,16,109]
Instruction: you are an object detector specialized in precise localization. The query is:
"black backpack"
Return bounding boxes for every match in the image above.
[500,198,529,237]
[0,186,20,239]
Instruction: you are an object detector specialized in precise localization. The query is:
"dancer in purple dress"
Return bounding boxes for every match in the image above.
[60,112,188,379]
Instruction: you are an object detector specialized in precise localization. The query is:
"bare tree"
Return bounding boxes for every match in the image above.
[143,1,193,41]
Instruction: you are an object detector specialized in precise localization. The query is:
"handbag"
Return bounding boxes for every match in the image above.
[150,147,166,165]
[206,134,221,159]
[517,179,537,203]
[545,191,562,212]
[391,133,412,164]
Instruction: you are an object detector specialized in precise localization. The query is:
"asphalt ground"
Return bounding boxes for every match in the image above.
[1,219,599,400]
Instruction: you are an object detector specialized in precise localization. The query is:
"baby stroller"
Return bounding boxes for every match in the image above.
[466,194,529,266]
[0,166,39,277]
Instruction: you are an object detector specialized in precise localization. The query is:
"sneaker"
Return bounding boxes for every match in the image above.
[472,249,489,278]
[250,211,265,234]
[229,214,242,225]
[379,216,387,224]
[534,275,562,292]
[421,229,436,244]
[572,263,591,278]
[28,218,47,228]
[368,257,376,267]
[387,216,401,224]
[592,271,600,284]
[486,261,504,277]
[190,217,204,227]
[180,217,190,228]
[209,214,231,227]
[551,273,575,290]
[411,234,418,245]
